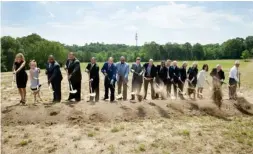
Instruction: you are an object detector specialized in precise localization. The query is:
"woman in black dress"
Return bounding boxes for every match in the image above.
[187,62,198,100]
[13,53,28,104]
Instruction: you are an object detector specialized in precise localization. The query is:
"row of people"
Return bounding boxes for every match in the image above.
[12,52,240,104]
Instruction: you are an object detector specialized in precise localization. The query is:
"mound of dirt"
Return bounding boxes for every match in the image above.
[2,96,253,127]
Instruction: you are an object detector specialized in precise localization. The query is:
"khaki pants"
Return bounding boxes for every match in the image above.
[144,79,155,100]
[117,76,127,100]
[229,84,237,99]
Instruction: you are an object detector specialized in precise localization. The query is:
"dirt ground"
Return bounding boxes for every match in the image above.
[1,64,253,154]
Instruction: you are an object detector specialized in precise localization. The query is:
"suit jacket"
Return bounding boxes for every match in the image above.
[156,65,168,82]
[86,63,99,87]
[187,67,198,84]
[179,67,187,82]
[210,68,225,80]
[131,63,143,83]
[169,66,180,83]
[46,61,63,83]
[143,63,157,78]
[101,62,117,81]
[66,58,82,83]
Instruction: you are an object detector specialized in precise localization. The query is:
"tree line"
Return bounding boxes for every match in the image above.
[1,33,253,72]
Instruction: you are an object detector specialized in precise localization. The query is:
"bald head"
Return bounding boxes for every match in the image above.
[91,57,96,64]
[120,56,125,63]
[48,55,55,63]
[68,52,75,60]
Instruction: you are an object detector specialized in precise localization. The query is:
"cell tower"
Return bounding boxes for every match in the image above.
[135,32,138,46]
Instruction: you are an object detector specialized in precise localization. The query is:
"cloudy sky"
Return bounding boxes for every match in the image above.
[2,1,253,45]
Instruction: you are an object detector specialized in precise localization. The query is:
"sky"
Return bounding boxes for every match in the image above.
[1,1,253,46]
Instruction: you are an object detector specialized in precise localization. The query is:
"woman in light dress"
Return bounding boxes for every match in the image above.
[29,60,42,103]
[197,64,209,99]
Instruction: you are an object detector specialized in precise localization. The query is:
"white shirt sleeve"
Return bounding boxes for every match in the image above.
[229,67,239,82]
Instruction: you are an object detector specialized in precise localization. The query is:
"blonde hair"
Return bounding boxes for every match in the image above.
[15,53,25,62]
[29,60,37,67]
[192,61,198,67]
[182,61,187,66]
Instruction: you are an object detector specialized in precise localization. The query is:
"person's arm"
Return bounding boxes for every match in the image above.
[221,71,225,80]
[85,63,90,73]
[91,66,99,80]
[29,69,33,81]
[70,60,80,77]
[12,62,16,72]
[124,64,129,79]
[112,65,117,81]
[48,65,59,83]
[101,63,107,75]
[14,61,26,73]
[233,69,239,82]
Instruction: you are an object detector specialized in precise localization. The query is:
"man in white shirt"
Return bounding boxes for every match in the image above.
[228,60,240,100]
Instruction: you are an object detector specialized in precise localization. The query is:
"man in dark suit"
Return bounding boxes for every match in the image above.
[101,57,117,102]
[155,61,168,99]
[166,59,172,97]
[178,61,188,99]
[169,61,180,98]
[65,52,82,102]
[85,57,99,102]
[210,64,225,85]
[130,57,143,100]
[143,59,157,100]
[46,55,63,102]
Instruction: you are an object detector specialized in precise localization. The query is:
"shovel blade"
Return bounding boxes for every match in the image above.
[89,93,96,97]
[70,90,77,94]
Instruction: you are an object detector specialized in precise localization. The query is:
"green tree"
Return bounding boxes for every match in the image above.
[192,43,204,60]
[241,50,251,61]
[245,36,253,51]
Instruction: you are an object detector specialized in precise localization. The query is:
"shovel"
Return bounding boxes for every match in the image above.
[69,80,77,94]
[89,79,96,97]
[11,74,16,89]
[48,83,54,93]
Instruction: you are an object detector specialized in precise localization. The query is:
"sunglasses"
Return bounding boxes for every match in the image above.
[136,59,141,60]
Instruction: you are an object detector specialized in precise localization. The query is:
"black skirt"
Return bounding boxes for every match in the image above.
[16,72,28,88]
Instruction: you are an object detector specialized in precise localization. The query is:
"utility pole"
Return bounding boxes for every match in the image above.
[135,32,138,47]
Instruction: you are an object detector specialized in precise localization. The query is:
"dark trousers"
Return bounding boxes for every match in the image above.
[144,79,155,100]
[229,78,237,99]
[131,80,142,100]
[178,82,185,99]
[155,78,166,99]
[89,83,99,102]
[68,81,81,101]
[166,82,172,97]
[104,78,115,101]
[51,81,61,102]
